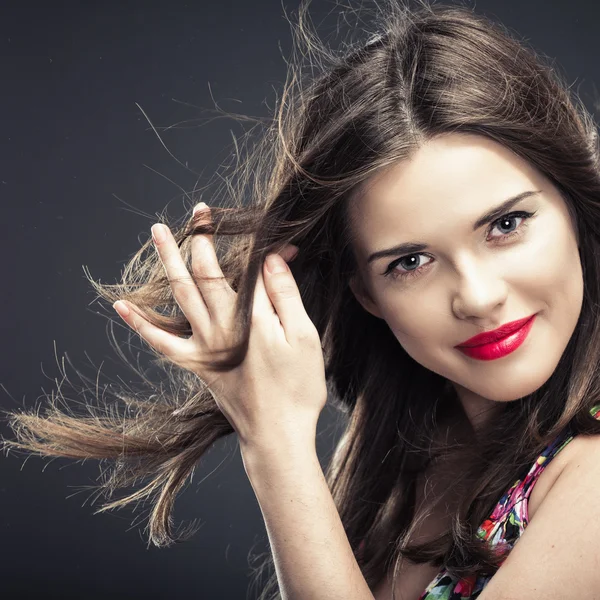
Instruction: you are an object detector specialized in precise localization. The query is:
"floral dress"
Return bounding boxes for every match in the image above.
[416,403,600,599]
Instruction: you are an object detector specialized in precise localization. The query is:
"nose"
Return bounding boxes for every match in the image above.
[451,256,508,321]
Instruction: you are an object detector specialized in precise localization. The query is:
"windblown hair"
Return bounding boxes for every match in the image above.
[5,1,600,598]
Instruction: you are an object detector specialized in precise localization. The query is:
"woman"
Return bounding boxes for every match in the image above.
[4,1,600,598]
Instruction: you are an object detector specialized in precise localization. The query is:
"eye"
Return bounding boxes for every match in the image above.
[383,254,433,282]
[382,210,537,282]
[485,210,534,241]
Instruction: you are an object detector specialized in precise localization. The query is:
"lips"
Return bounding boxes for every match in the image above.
[455,314,536,348]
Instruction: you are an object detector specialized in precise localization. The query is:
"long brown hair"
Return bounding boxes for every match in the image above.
[4,1,600,598]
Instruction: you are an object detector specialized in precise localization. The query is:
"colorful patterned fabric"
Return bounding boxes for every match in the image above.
[416,403,600,599]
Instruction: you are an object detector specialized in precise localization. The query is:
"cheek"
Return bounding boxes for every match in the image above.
[378,295,447,359]
[516,218,583,312]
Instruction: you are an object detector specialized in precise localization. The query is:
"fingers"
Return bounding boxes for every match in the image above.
[251,244,299,322]
[151,221,210,332]
[190,202,236,324]
[261,251,311,342]
[113,300,191,362]
[142,202,304,350]
[279,244,299,263]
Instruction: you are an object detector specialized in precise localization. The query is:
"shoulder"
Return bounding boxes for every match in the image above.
[530,427,600,530]
[561,431,600,467]
[559,405,600,470]
[527,421,600,522]
[556,404,600,485]
[478,430,600,598]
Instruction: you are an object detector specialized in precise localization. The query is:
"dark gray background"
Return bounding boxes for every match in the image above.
[2,1,599,598]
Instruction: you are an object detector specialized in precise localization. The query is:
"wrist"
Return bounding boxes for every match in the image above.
[238,414,318,454]
[239,428,318,481]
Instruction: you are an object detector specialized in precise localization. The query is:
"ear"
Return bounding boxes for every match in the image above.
[349,274,384,319]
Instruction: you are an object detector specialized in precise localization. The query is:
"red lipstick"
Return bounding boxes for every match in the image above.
[455,314,537,361]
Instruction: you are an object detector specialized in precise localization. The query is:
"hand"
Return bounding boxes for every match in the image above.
[112,203,328,450]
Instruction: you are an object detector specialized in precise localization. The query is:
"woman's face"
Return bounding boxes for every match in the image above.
[348,133,583,427]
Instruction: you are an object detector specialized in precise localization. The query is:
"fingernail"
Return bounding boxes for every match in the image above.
[193,202,207,215]
[266,254,288,274]
[113,301,130,318]
[151,224,167,243]
[283,245,299,262]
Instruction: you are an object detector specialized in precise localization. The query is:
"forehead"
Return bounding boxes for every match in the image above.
[348,133,543,251]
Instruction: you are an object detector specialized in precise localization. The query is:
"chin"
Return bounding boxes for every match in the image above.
[463,377,550,403]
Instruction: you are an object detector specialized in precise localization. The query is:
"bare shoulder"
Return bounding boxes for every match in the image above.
[562,431,600,464]
[477,431,600,598]
[527,430,600,521]
[552,430,600,475]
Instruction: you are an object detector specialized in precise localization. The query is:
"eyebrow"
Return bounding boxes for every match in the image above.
[366,190,542,265]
